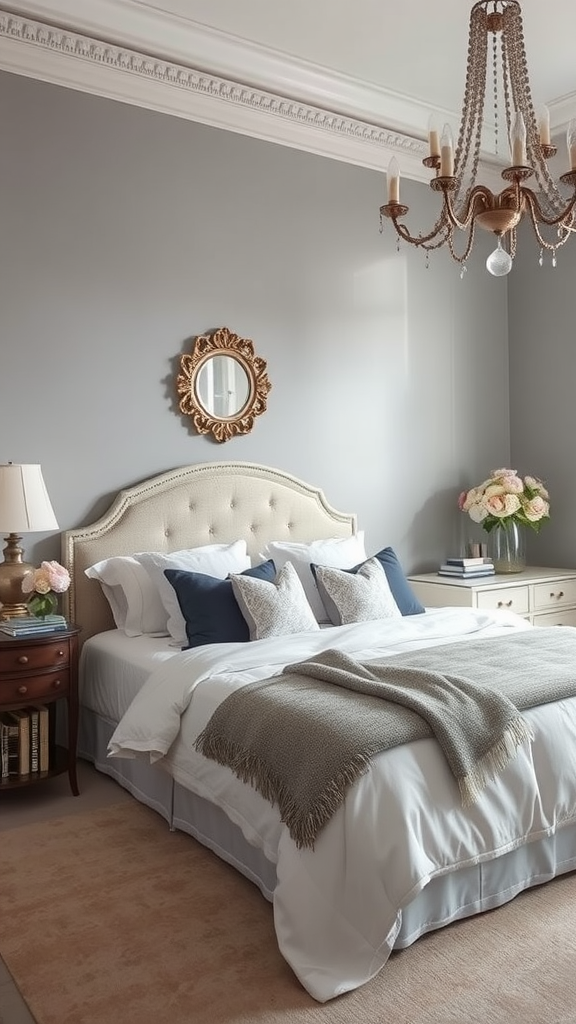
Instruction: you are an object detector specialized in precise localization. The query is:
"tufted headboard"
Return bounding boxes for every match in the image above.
[61,461,356,648]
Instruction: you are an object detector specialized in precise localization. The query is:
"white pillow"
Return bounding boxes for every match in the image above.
[261,533,366,623]
[85,556,167,636]
[137,541,250,646]
[230,561,319,640]
[314,557,402,625]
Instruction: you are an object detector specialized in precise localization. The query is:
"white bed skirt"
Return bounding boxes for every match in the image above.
[79,708,278,898]
[79,707,576,949]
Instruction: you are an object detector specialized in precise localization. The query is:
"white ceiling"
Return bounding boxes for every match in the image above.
[2,0,575,176]
[132,0,575,119]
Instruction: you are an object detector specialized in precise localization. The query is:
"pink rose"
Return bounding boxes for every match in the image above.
[525,496,548,521]
[41,560,71,593]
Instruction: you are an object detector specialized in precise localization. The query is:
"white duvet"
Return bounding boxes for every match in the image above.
[108,607,576,1002]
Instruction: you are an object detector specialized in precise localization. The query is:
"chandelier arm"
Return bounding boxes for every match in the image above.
[521,191,576,251]
[387,211,452,249]
[443,185,498,232]
[521,188,576,231]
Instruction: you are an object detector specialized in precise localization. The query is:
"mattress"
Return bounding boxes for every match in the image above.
[79,629,177,721]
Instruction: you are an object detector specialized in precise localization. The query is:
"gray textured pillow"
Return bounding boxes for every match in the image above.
[230,561,320,640]
[314,557,402,625]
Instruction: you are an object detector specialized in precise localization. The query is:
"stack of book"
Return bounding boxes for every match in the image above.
[438,556,495,579]
[0,705,50,779]
[0,613,68,637]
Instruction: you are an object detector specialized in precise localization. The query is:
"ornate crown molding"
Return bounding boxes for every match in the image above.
[0,8,507,191]
[0,10,433,181]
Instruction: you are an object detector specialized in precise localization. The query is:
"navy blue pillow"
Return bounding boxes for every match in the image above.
[164,560,276,649]
[311,547,424,619]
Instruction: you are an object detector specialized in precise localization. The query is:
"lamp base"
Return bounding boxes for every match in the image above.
[0,534,35,619]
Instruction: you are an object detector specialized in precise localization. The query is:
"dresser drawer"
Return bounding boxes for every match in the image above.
[0,640,70,674]
[532,608,576,628]
[532,579,576,613]
[475,586,530,616]
[0,668,70,702]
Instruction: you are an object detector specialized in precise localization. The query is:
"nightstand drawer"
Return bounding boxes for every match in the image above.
[1,668,69,702]
[0,640,70,674]
[475,586,530,615]
[532,579,576,612]
[532,609,576,628]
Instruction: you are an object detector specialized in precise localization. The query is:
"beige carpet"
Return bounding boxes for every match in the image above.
[1,800,575,1024]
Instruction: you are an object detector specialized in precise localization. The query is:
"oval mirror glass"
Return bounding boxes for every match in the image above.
[195,355,251,418]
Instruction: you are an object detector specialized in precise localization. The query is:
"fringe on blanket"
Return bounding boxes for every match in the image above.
[196,730,374,849]
[458,715,535,806]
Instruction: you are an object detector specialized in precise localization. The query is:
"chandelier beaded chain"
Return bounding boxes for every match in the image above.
[379,1,576,276]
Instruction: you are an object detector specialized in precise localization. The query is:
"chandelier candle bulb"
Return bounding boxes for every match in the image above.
[440,124,454,176]
[568,121,576,171]
[539,105,551,147]
[511,111,526,166]
[387,157,400,203]
[428,114,440,159]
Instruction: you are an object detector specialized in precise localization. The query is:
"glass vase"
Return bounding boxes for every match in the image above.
[489,521,526,574]
[27,591,59,619]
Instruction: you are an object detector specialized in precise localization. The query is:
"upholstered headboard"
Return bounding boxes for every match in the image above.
[62,461,356,647]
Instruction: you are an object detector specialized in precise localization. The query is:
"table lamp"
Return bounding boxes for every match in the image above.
[0,463,59,619]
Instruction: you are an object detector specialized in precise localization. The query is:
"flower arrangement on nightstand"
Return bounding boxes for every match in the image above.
[458,468,550,573]
[21,560,71,619]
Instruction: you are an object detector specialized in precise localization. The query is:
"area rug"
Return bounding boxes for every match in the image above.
[1,800,575,1024]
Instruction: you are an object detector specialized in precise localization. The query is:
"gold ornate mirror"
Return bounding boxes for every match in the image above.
[176,327,272,443]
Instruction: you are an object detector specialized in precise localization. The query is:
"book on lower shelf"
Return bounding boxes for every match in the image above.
[29,706,40,773]
[0,713,20,778]
[7,708,31,775]
[0,706,51,779]
[34,704,51,773]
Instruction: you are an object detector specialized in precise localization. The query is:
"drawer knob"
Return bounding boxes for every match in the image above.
[53,679,62,689]
[497,600,513,608]
[17,685,28,695]
[550,591,564,600]
[56,650,64,657]
[17,655,29,665]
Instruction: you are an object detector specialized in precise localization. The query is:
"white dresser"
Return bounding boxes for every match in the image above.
[407,566,576,627]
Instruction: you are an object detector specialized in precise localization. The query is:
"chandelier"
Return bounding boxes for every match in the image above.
[380,1,576,276]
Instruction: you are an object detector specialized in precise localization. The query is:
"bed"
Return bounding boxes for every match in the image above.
[62,461,576,1003]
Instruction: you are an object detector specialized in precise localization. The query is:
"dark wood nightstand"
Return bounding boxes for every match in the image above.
[0,624,80,795]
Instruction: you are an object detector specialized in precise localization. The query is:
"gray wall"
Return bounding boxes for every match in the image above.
[508,221,576,568]
[0,71,511,577]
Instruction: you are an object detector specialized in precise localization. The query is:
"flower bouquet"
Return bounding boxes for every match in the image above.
[458,468,550,573]
[458,468,550,533]
[21,560,71,618]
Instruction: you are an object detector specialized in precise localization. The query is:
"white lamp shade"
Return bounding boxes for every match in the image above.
[0,464,59,532]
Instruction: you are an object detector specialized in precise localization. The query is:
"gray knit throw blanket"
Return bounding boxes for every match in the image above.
[195,627,576,849]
